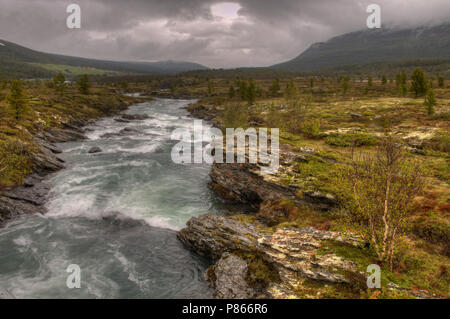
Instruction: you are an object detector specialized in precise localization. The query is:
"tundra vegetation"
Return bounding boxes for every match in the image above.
[0,66,448,298]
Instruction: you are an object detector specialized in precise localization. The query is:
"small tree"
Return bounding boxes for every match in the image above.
[228,85,235,99]
[53,72,66,95]
[381,75,387,85]
[239,80,247,101]
[410,67,428,97]
[342,76,350,95]
[265,102,281,128]
[246,79,256,105]
[438,76,444,88]
[207,80,214,96]
[8,80,28,122]
[285,95,311,134]
[396,71,408,96]
[77,74,90,95]
[341,137,423,268]
[284,79,297,101]
[309,77,314,88]
[424,88,436,115]
[270,78,280,97]
[367,76,373,88]
[222,103,248,129]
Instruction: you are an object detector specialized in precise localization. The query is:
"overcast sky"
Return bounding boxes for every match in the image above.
[1,0,449,68]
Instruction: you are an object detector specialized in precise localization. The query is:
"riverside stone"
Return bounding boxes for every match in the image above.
[178,213,363,298]
[88,146,102,154]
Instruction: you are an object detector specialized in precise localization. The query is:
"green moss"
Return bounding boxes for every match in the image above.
[318,240,450,297]
[325,132,378,147]
[412,214,450,245]
[234,251,280,288]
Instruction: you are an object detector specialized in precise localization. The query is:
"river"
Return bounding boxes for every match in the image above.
[0,98,224,298]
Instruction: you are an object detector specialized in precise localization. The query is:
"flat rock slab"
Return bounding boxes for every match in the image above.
[178,214,362,298]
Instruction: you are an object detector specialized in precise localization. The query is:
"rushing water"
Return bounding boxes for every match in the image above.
[0,98,224,298]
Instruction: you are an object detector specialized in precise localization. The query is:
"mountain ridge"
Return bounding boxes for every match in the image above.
[0,39,208,78]
[271,23,450,72]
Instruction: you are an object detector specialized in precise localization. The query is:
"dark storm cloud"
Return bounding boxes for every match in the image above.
[0,0,449,68]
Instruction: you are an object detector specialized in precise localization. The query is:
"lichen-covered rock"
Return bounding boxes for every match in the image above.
[178,214,363,298]
[209,162,310,210]
[303,190,337,206]
[208,144,336,211]
[298,146,318,155]
[205,253,259,299]
[177,214,263,260]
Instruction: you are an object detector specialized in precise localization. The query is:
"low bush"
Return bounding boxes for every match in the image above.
[326,132,378,147]
[0,138,32,187]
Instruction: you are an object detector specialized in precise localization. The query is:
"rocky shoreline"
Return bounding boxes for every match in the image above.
[178,102,360,298]
[0,121,88,226]
[177,102,441,299]
[177,214,363,298]
[0,96,147,226]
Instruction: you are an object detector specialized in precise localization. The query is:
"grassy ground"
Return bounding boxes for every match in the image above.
[28,63,123,77]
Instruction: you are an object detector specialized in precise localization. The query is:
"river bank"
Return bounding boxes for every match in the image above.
[177,101,443,299]
[0,91,149,226]
[0,98,220,298]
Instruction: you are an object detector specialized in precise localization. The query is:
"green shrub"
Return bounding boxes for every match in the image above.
[412,216,449,245]
[222,103,248,129]
[302,119,321,138]
[425,132,450,153]
[0,138,32,187]
[326,133,378,147]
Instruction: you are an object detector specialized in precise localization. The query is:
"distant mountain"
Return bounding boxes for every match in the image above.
[271,23,450,73]
[0,40,208,78]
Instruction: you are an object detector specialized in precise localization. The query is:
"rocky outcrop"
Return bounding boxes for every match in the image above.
[209,159,335,211]
[205,253,260,299]
[0,123,89,226]
[303,190,337,206]
[42,128,86,143]
[0,177,49,225]
[185,104,216,122]
[209,162,302,211]
[178,214,363,298]
[184,102,336,211]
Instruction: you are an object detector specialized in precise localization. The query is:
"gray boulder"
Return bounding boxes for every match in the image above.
[88,147,102,154]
